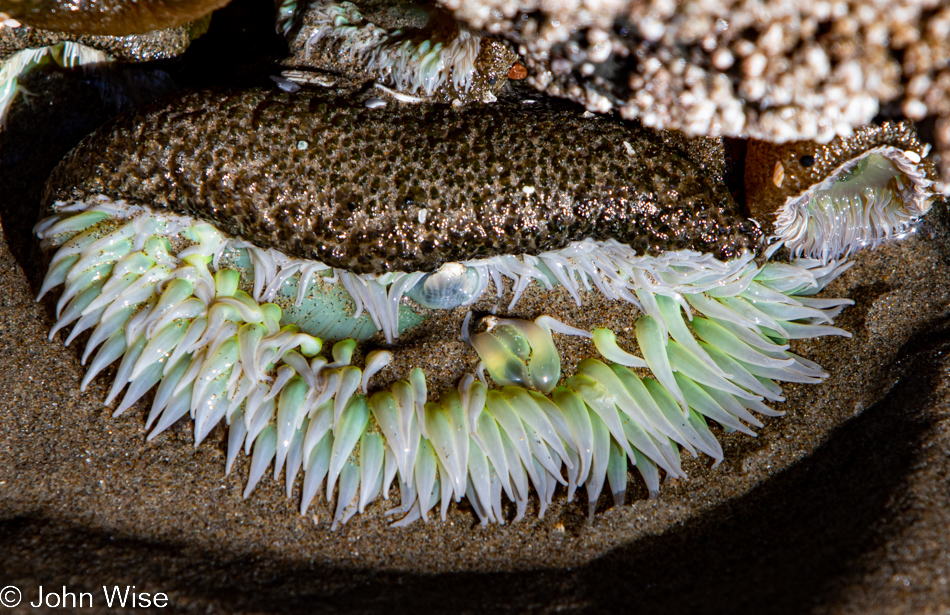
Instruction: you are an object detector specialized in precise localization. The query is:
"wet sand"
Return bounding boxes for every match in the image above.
[1,2,950,612]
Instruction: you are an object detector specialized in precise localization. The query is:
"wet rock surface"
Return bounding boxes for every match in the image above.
[1,0,949,612]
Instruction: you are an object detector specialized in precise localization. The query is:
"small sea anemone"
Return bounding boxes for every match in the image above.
[284,0,519,104]
[0,41,109,126]
[744,123,937,262]
[0,19,207,127]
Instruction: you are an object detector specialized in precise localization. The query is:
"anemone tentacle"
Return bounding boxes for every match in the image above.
[301,1,489,100]
[35,197,857,527]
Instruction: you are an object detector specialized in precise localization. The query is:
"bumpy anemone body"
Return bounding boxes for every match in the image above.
[46,87,760,273]
[281,0,520,104]
[35,86,938,528]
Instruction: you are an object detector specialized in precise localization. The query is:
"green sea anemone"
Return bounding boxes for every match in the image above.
[35,197,854,528]
[33,88,937,528]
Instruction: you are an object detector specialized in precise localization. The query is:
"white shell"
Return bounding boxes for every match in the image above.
[406,263,482,309]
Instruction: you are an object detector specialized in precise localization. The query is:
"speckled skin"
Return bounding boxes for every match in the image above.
[0,19,209,63]
[45,86,761,274]
[0,0,230,35]
[745,122,935,229]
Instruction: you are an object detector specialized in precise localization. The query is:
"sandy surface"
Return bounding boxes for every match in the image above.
[2,2,950,613]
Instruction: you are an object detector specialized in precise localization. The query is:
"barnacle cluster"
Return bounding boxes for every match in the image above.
[435,0,950,192]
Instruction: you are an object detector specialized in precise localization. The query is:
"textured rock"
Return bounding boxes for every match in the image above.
[0,0,230,35]
[0,18,210,62]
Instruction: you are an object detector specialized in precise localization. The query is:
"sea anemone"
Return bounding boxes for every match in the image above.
[0,41,109,126]
[744,123,937,262]
[283,0,519,104]
[33,87,937,528]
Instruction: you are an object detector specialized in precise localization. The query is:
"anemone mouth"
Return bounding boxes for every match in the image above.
[35,195,857,528]
[772,146,936,263]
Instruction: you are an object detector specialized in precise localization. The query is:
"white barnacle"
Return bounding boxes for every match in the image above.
[772,161,785,188]
[0,12,21,29]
